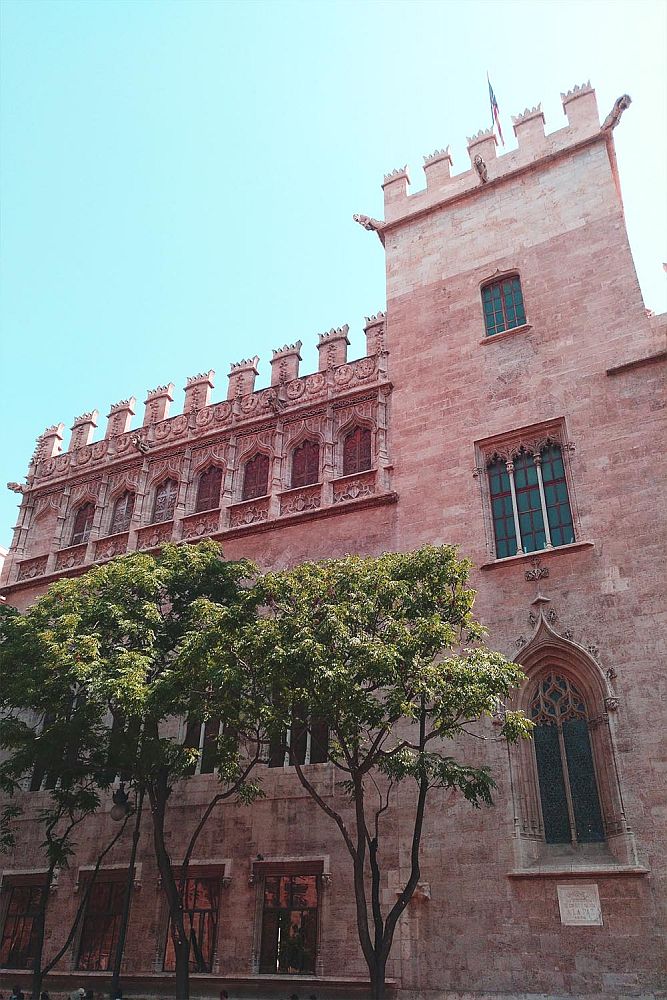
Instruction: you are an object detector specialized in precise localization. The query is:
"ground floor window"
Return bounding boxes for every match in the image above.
[0,883,45,968]
[163,876,220,973]
[76,878,125,970]
[259,874,319,974]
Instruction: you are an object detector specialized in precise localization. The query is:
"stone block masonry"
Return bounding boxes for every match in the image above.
[1,82,665,1000]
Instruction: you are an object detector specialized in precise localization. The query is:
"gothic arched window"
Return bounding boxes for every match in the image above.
[153,479,178,523]
[487,442,574,558]
[481,274,526,337]
[71,503,95,546]
[342,426,372,477]
[242,453,270,501]
[195,466,223,512]
[110,492,135,534]
[530,672,604,844]
[291,440,319,489]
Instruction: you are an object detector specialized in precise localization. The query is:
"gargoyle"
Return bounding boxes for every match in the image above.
[474,155,488,184]
[7,482,26,494]
[602,94,632,131]
[131,435,150,454]
[353,214,386,246]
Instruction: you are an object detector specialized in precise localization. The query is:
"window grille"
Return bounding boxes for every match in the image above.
[110,492,135,534]
[0,883,46,968]
[481,275,526,336]
[342,426,372,476]
[487,443,574,558]
[71,502,95,545]
[163,877,220,973]
[291,440,319,488]
[259,874,319,974]
[76,879,125,970]
[195,467,223,512]
[242,453,270,501]
[530,673,604,844]
[153,479,178,523]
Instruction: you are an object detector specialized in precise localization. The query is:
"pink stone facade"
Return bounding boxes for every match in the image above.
[1,83,666,999]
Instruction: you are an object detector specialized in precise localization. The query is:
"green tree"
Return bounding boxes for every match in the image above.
[248,545,532,1000]
[0,542,266,1000]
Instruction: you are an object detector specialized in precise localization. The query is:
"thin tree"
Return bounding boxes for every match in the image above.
[248,546,532,1000]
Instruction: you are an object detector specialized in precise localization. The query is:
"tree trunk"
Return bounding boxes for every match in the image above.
[370,953,388,1000]
[30,864,56,999]
[149,772,190,999]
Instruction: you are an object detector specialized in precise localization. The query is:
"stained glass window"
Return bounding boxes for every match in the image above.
[482,275,526,337]
[487,443,574,559]
[242,453,270,501]
[195,467,223,512]
[76,879,125,970]
[153,479,178,523]
[291,440,320,488]
[71,502,95,545]
[164,877,220,973]
[259,874,319,974]
[110,492,134,534]
[0,883,45,968]
[342,426,372,476]
[530,673,604,844]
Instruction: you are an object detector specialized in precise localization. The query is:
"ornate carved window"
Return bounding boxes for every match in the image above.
[76,877,126,970]
[195,466,223,512]
[291,440,320,489]
[342,426,372,476]
[0,879,46,968]
[163,876,220,973]
[71,502,95,545]
[110,491,135,534]
[153,479,178,523]
[530,672,604,844]
[268,704,328,768]
[259,871,320,974]
[484,438,575,559]
[242,453,270,501]
[183,718,221,775]
[481,274,526,336]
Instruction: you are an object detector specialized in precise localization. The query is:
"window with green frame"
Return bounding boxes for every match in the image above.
[487,442,575,559]
[481,275,526,336]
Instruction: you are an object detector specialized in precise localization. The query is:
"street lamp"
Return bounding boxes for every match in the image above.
[109,784,145,1000]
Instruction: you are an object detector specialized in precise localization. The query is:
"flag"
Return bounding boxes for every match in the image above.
[488,74,504,146]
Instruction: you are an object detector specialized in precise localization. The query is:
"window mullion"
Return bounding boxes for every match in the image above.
[533,454,553,548]
[505,461,524,554]
[305,722,312,766]
[557,725,578,846]
[284,725,291,768]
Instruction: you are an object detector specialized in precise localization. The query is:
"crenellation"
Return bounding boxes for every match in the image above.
[183,369,215,413]
[466,128,498,169]
[143,383,174,425]
[270,341,302,386]
[512,103,546,150]
[227,356,259,400]
[105,397,136,438]
[423,146,453,190]
[364,312,387,358]
[68,410,98,451]
[561,80,599,133]
[33,423,65,464]
[317,325,350,371]
[382,166,411,220]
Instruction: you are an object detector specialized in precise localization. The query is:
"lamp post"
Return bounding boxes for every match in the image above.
[109,784,145,1000]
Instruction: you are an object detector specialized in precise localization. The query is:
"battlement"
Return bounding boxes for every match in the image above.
[376,82,630,225]
[23,314,388,485]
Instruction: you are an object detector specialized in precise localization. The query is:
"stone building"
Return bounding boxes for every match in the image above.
[1,82,666,999]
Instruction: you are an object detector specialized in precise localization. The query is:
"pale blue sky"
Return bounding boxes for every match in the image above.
[1,0,666,544]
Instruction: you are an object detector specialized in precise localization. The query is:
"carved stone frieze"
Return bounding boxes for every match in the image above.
[71,480,102,505]
[192,443,227,474]
[525,556,549,582]
[229,499,270,528]
[279,485,322,516]
[180,510,221,539]
[604,697,619,712]
[16,555,49,581]
[332,470,376,504]
[137,522,174,550]
[55,544,88,571]
[34,494,62,521]
[108,467,141,497]
[147,456,183,486]
[95,533,129,561]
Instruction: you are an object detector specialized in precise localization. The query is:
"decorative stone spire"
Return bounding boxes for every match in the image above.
[69,411,98,451]
[183,370,215,413]
[105,397,136,438]
[227,357,259,400]
[270,342,302,386]
[143,384,174,426]
[317,326,349,371]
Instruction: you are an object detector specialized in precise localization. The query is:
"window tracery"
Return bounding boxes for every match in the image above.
[195,466,223,512]
[71,502,95,546]
[242,453,270,501]
[109,491,135,534]
[342,426,372,476]
[153,479,178,523]
[291,439,320,489]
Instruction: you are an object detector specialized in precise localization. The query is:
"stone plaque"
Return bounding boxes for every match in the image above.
[557,883,603,926]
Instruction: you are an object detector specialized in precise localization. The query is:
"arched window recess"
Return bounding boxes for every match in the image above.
[507,614,637,870]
